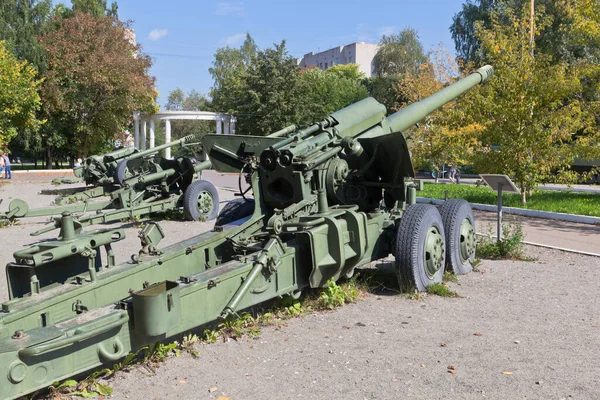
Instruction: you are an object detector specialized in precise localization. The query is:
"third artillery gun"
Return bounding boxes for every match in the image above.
[0,66,493,400]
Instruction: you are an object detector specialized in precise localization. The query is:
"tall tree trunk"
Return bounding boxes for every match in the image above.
[46,146,53,169]
[520,182,527,205]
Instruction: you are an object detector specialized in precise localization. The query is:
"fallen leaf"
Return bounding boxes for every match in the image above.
[474,333,483,336]
[447,365,456,370]
[448,370,456,374]
[245,373,253,377]
[284,338,289,341]
[217,397,230,400]
[179,380,186,384]
[209,387,217,393]
[343,326,350,329]
[502,371,513,375]
[355,322,366,327]
[440,343,448,347]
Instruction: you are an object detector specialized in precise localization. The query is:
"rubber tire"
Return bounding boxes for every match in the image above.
[115,160,129,186]
[439,199,476,275]
[183,180,219,221]
[215,198,255,226]
[395,204,446,292]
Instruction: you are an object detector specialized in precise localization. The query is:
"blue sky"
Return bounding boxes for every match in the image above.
[62,0,468,107]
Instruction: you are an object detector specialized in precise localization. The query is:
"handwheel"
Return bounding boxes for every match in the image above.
[395,204,446,291]
[183,180,219,221]
[439,199,476,275]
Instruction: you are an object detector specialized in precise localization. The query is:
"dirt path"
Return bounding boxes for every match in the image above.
[1,178,599,399]
[107,247,599,400]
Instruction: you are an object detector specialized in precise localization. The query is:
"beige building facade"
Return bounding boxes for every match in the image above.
[297,42,380,77]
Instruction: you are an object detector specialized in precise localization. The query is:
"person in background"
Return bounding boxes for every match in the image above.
[3,153,11,179]
[0,153,4,176]
[448,164,457,183]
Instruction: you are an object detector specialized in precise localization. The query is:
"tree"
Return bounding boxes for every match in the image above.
[295,67,369,124]
[0,41,43,149]
[39,12,156,167]
[166,88,185,111]
[0,0,53,72]
[165,88,211,158]
[461,7,587,203]
[70,0,118,17]
[210,39,300,135]
[372,28,427,77]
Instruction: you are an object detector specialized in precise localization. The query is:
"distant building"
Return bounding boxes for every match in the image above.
[297,42,380,78]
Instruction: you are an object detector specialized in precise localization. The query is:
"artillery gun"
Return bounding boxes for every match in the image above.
[12,156,220,232]
[50,134,201,203]
[0,66,492,399]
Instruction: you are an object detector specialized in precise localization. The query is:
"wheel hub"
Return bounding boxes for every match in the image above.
[424,226,444,278]
[196,191,214,216]
[459,219,476,263]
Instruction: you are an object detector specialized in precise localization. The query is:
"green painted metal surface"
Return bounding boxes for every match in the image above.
[0,66,493,400]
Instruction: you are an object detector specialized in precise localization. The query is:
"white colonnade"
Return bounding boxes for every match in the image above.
[132,111,237,159]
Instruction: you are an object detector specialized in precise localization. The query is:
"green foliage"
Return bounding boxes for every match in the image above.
[165,87,211,158]
[280,294,304,317]
[443,271,458,283]
[203,328,219,344]
[210,35,369,136]
[0,41,43,148]
[459,7,588,203]
[420,182,600,217]
[372,28,427,77]
[318,278,360,309]
[144,341,180,362]
[477,221,526,260]
[295,67,369,123]
[39,12,156,158]
[71,0,118,17]
[426,282,460,297]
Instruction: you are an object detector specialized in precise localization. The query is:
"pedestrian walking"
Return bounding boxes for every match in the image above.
[3,153,11,179]
[0,153,4,176]
[448,164,457,183]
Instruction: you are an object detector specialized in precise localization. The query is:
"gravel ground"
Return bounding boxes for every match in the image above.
[1,177,600,399]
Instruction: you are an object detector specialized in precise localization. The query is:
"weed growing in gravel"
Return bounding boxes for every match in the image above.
[443,271,458,283]
[317,278,361,309]
[477,222,526,260]
[426,283,460,298]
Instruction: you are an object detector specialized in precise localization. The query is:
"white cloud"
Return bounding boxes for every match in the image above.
[216,2,244,16]
[148,29,168,41]
[220,33,245,47]
[379,26,396,37]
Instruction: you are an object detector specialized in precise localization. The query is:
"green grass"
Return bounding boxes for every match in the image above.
[426,283,460,298]
[419,183,600,217]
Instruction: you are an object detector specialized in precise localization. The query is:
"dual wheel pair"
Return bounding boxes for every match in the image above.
[395,199,477,291]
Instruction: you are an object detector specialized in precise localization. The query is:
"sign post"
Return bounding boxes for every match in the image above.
[479,174,520,242]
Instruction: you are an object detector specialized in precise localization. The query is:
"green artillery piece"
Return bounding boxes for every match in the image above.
[0,65,493,399]
[50,134,201,204]
[24,157,219,234]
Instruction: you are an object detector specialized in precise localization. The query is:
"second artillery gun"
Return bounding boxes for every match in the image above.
[0,66,493,400]
[1,135,215,222]
[49,134,201,204]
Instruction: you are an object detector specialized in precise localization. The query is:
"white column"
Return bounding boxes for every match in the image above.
[216,117,222,135]
[141,121,147,150]
[133,112,140,149]
[149,119,155,148]
[165,119,172,159]
[231,116,236,135]
[224,119,230,135]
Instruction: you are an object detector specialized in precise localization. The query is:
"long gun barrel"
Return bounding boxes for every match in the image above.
[125,134,199,161]
[385,65,493,134]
